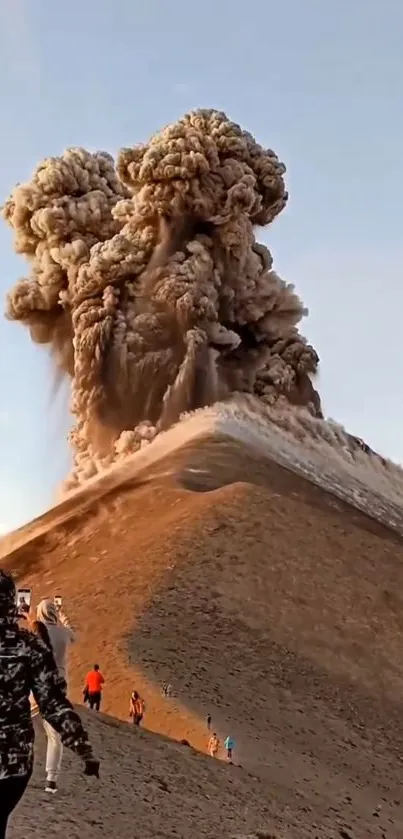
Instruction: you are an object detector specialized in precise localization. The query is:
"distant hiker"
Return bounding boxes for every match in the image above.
[224,735,235,762]
[84,664,105,711]
[162,682,172,697]
[206,713,212,731]
[208,733,220,758]
[129,691,145,726]
[31,598,76,793]
[0,570,99,839]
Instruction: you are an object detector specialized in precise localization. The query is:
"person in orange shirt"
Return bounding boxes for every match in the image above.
[84,664,105,711]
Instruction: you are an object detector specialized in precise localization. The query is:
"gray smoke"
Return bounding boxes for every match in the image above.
[3,109,321,487]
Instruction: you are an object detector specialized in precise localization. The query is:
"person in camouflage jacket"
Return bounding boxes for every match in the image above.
[0,569,99,838]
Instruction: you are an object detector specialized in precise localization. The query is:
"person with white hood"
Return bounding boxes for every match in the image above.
[31,598,75,793]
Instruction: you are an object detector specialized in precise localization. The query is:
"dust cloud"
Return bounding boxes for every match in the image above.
[2,109,321,487]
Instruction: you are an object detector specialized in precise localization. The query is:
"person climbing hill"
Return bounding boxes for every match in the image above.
[84,664,105,711]
[208,733,220,758]
[0,570,99,839]
[224,735,235,762]
[31,597,76,793]
[129,691,145,726]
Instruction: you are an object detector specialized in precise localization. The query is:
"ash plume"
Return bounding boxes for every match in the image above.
[2,109,321,487]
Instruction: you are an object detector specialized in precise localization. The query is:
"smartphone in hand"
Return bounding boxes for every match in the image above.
[16,588,32,616]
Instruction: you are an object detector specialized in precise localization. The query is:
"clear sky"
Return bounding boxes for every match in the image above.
[0,0,402,533]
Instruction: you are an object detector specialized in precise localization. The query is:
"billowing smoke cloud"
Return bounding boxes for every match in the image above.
[2,109,321,487]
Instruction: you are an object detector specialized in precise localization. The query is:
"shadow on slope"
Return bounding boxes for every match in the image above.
[9,708,280,839]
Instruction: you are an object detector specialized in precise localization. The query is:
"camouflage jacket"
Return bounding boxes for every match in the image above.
[0,616,93,779]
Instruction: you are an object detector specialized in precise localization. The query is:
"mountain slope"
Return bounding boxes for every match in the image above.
[10,710,281,839]
[4,426,403,838]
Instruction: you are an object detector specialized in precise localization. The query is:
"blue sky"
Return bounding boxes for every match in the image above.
[0,0,402,533]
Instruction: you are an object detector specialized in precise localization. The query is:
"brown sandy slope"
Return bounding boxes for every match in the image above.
[4,434,403,838]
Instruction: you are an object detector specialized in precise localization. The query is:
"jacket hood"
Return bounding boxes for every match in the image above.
[36,598,58,625]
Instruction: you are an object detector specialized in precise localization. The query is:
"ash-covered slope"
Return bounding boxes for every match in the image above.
[9,709,279,839]
[3,428,403,839]
[2,397,403,561]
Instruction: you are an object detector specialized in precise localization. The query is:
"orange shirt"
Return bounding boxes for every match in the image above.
[85,670,105,693]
